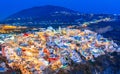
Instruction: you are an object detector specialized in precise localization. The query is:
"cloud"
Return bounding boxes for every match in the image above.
[96,26,113,33]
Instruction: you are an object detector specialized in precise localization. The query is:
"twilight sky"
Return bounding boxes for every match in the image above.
[0,0,120,20]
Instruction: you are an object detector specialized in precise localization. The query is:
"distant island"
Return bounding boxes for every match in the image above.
[1,5,119,45]
[2,5,118,27]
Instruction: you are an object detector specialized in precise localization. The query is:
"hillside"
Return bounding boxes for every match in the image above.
[5,5,81,23]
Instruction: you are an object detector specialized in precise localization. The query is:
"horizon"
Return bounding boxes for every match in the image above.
[0,0,120,20]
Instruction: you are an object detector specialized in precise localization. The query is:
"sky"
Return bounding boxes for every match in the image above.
[0,0,120,20]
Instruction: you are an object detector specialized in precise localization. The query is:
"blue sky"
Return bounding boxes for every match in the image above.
[0,0,120,20]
